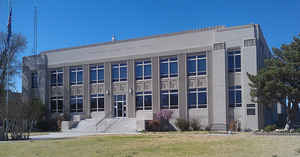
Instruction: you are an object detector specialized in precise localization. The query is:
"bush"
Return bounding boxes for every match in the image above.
[229,120,241,132]
[145,120,161,131]
[36,119,58,131]
[154,110,173,121]
[295,128,300,133]
[263,124,277,132]
[175,118,190,131]
[190,119,201,131]
[205,125,212,131]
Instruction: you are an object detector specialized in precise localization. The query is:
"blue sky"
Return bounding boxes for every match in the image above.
[0,0,299,92]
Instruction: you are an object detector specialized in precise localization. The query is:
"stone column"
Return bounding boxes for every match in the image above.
[210,43,228,130]
[207,50,214,126]
[152,56,160,114]
[104,62,112,118]
[178,54,188,119]
[63,66,70,114]
[83,64,90,118]
[127,59,136,118]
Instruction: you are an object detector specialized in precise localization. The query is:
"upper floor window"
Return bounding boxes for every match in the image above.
[188,54,206,76]
[228,50,241,72]
[160,57,178,78]
[136,91,152,110]
[136,60,152,80]
[70,67,83,85]
[70,95,83,112]
[50,96,63,113]
[229,86,242,107]
[90,94,104,112]
[160,90,178,109]
[112,63,127,82]
[51,69,63,86]
[188,88,207,108]
[90,65,104,84]
[31,72,38,88]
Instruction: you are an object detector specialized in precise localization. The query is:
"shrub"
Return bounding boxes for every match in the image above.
[175,118,190,131]
[190,119,201,131]
[36,119,58,131]
[295,128,300,133]
[229,120,241,132]
[145,120,161,131]
[263,124,277,132]
[205,125,212,131]
[154,110,173,121]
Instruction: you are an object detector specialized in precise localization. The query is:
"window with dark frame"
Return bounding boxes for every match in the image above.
[70,67,83,85]
[70,95,83,112]
[187,54,206,76]
[136,60,152,80]
[188,88,207,108]
[160,90,178,109]
[90,94,104,112]
[229,86,242,107]
[136,91,152,110]
[50,96,63,113]
[31,72,38,88]
[160,57,178,78]
[51,69,63,86]
[228,50,241,72]
[112,63,127,82]
[247,104,256,115]
[90,64,104,84]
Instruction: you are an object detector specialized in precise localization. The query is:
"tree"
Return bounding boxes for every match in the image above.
[247,34,300,129]
[0,32,27,119]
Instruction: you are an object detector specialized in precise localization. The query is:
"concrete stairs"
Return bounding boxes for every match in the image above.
[96,118,137,133]
[67,117,103,132]
[65,117,137,133]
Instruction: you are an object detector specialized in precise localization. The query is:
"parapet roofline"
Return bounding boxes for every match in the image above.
[41,24,257,54]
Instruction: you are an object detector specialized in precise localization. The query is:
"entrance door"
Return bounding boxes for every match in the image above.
[113,95,127,117]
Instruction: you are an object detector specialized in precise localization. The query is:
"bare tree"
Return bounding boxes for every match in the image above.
[0,32,26,119]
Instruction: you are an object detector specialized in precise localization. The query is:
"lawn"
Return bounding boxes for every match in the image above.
[0,132,300,157]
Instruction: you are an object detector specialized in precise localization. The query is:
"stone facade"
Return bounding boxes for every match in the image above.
[22,24,274,130]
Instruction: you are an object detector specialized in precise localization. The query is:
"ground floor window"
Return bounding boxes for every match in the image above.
[50,97,63,113]
[70,96,83,112]
[188,88,207,108]
[90,94,104,112]
[136,91,152,110]
[229,86,242,107]
[160,90,178,109]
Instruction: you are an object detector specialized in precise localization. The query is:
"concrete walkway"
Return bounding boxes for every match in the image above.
[31,132,140,140]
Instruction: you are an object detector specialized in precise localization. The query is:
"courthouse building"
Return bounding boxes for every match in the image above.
[22,24,276,131]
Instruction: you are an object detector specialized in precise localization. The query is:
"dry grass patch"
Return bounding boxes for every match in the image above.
[0,132,299,157]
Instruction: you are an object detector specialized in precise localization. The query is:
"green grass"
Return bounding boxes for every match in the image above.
[1,132,300,157]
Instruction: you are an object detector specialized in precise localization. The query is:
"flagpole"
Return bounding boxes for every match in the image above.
[6,0,12,119]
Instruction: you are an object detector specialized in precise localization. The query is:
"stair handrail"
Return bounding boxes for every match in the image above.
[95,110,113,128]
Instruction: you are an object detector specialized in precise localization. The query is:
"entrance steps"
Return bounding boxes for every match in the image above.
[65,117,137,133]
[97,118,137,133]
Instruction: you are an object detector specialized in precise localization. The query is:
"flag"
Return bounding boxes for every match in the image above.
[7,8,12,46]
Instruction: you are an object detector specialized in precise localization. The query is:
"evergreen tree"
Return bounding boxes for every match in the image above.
[248,34,300,129]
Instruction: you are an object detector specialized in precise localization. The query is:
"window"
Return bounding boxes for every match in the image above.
[70,96,83,112]
[90,94,104,112]
[247,104,256,115]
[188,88,207,108]
[136,60,151,80]
[51,69,63,86]
[136,91,152,110]
[229,86,242,107]
[31,72,38,88]
[70,67,83,85]
[112,63,127,82]
[188,54,206,76]
[228,50,241,72]
[160,57,178,78]
[50,97,63,113]
[160,90,178,109]
[90,65,104,84]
